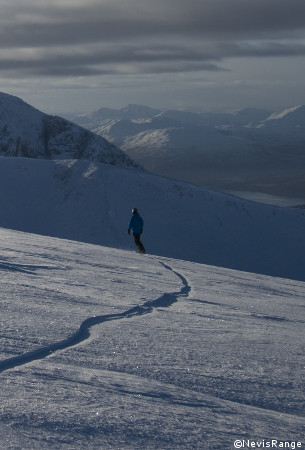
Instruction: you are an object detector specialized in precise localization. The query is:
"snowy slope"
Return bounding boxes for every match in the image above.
[0,228,304,449]
[263,104,305,128]
[0,156,304,282]
[0,92,137,167]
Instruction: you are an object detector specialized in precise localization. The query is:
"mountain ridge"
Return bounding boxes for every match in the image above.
[0,92,138,168]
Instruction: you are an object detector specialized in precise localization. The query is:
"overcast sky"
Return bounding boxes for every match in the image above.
[1,0,305,114]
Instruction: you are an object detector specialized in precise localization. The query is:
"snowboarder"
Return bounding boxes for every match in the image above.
[128,208,146,254]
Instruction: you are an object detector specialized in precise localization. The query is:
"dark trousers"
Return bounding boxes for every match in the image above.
[133,233,145,253]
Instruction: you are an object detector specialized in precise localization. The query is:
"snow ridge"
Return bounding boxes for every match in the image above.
[0,260,190,374]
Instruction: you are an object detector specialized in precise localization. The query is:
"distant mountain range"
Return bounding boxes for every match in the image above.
[70,104,305,198]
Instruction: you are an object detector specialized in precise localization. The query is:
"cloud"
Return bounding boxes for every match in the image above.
[3,0,305,43]
[0,0,305,78]
[0,42,229,77]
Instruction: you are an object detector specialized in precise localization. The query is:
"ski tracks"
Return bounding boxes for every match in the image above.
[0,258,191,374]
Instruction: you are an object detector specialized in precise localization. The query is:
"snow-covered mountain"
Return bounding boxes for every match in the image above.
[0,92,137,167]
[71,104,305,197]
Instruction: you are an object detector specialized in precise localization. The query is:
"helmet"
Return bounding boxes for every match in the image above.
[132,208,138,214]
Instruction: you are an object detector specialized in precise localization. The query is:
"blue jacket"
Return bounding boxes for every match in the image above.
[128,213,144,234]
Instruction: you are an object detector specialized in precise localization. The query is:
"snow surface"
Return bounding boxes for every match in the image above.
[0,227,304,449]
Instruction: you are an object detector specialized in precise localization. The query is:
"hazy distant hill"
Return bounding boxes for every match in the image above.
[71,104,305,198]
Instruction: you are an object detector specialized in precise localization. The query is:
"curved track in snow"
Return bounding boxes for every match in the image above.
[0,261,190,374]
